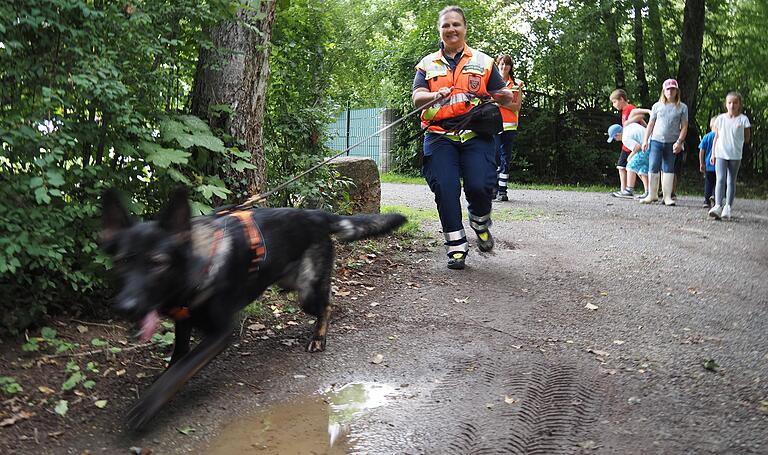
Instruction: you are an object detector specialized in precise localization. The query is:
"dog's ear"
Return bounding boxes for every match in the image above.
[159,187,191,237]
[100,189,133,251]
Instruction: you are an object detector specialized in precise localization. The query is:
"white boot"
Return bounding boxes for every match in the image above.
[661,173,675,206]
[641,173,660,204]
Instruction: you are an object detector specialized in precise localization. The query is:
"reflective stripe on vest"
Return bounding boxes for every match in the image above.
[416,47,494,135]
[500,79,524,131]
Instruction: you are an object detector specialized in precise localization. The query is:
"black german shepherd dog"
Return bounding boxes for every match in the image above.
[100,188,406,429]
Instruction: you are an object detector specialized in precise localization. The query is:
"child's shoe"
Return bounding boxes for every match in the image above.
[708,205,722,220]
[613,188,634,199]
[722,205,732,220]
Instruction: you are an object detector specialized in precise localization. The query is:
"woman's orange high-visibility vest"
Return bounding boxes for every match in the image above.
[499,78,524,131]
[416,46,495,137]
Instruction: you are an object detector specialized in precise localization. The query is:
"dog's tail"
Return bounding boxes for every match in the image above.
[329,212,407,242]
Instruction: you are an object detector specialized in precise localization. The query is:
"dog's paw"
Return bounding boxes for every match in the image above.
[306,337,326,353]
[125,397,163,431]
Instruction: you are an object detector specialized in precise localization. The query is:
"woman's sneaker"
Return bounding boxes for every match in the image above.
[722,205,732,220]
[477,231,494,252]
[708,205,722,220]
[635,192,648,200]
[447,252,466,270]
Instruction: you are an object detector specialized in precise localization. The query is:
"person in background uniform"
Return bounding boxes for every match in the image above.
[493,54,524,202]
[412,5,520,270]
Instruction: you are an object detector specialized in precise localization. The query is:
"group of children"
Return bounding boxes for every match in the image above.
[607,82,751,220]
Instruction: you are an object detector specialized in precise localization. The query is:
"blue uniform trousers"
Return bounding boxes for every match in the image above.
[422,134,496,256]
[494,130,516,194]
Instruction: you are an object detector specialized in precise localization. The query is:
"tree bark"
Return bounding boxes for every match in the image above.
[599,0,626,89]
[191,0,277,195]
[632,0,651,106]
[231,0,277,195]
[677,0,705,157]
[647,0,671,82]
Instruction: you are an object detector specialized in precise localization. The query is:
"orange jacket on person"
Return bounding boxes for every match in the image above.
[416,46,495,136]
[499,78,524,131]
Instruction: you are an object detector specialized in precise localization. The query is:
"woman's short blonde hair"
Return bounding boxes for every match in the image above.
[437,5,466,28]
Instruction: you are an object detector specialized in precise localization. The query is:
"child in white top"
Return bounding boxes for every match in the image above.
[708,92,751,220]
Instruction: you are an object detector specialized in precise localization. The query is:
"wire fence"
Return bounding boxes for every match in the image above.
[325,106,396,171]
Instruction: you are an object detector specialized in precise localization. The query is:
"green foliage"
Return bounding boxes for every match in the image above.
[264,0,354,210]
[54,399,69,416]
[61,371,85,391]
[0,0,238,334]
[0,376,23,395]
[21,327,78,353]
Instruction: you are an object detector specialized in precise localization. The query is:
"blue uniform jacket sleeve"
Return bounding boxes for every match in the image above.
[412,69,428,91]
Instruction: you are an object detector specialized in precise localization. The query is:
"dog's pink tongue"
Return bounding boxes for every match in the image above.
[139,310,160,343]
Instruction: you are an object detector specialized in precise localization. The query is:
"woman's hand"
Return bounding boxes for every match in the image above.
[642,140,649,152]
[434,86,453,100]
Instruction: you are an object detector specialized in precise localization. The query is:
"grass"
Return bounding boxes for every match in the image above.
[380,173,424,185]
[382,205,437,237]
[381,172,768,200]
[381,173,614,193]
[382,204,545,231]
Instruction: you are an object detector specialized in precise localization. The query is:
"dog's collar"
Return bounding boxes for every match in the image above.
[167,306,191,321]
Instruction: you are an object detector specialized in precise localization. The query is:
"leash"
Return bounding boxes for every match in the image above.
[236,96,445,209]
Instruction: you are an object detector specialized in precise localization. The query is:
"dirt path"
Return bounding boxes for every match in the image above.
[3,183,767,454]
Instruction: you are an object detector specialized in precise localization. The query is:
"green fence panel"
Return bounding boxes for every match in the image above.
[326,107,386,165]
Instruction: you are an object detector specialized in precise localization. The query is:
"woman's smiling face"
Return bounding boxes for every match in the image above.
[439,11,466,49]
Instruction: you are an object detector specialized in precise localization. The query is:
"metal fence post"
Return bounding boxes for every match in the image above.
[345,101,351,156]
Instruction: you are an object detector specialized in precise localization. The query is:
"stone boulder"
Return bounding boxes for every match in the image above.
[328,156,381,214]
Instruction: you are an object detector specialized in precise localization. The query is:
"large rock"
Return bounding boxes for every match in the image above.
[329,156,381,214]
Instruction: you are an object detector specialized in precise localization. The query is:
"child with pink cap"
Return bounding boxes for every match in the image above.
[640,79,689,206]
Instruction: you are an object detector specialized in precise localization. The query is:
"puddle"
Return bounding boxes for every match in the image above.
[206,382,397,454]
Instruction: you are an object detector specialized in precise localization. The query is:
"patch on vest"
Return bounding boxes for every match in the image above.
[462,63,485,74]
[468,75,481,93]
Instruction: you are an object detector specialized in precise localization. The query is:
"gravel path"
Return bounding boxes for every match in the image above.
[32,183,767,454]
[372,182,768,454]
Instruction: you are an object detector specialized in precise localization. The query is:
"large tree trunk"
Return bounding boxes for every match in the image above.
[677,0,705,158]
[230,1,277,195]
[632,0,651,107]
[191,19,248,131]
[647,0,671,82]
[599,0,626,89]
[191,0,277,195]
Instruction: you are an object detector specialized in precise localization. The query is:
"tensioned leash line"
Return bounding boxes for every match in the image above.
[236,96,445,209]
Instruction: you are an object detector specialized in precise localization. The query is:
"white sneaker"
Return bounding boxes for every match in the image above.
[722,205,732,220]
[613,189,634,199]
[708,205,722,220]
